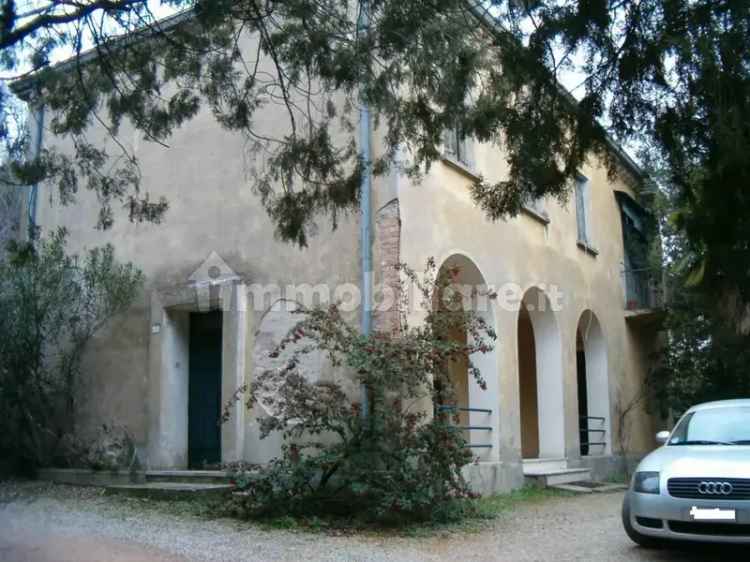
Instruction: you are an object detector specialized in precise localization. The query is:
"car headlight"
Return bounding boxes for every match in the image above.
[633,471,660,494]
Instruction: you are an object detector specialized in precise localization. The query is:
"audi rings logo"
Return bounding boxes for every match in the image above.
[697,481,733,495]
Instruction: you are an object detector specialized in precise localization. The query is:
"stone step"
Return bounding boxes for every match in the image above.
[550,482,595,494]
[524,467,592,487]
[551,482,628,494]
[145,470,231,484]
[105,482,233,500]
[522,457,568,471]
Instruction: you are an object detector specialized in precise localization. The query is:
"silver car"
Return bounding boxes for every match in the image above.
[623,399,750,545]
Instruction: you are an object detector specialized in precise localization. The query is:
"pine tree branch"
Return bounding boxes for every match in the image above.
[1,0,147,51]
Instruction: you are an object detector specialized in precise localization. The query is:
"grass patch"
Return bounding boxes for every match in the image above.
[471,486,572,520]
[249,485,573,537]
[105,494,219,520]
[603,472,629,485]
[423,485,574,536]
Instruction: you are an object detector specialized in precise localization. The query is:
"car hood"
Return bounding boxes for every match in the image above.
[638,445,750,478]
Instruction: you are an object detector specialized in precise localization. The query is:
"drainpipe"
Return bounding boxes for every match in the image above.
[27,103,45,238]
[358,0,372,419]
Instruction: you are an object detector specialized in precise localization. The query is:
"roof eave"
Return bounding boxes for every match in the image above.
[10,9,196,100]
[466,2,646,184]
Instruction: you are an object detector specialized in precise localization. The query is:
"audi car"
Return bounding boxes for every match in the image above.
[623,399,750,545]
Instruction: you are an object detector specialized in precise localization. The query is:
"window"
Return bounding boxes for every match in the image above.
[525,195,546,218]
[669,407,750,446]
[575,175,591,245]
[521,187,549,223]
[443,127,471,168]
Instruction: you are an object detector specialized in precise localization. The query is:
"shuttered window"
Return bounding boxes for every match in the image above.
[443,127,471,168]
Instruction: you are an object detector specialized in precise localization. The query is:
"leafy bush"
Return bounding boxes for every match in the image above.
[223,260,496,523]
[0,229,143,473]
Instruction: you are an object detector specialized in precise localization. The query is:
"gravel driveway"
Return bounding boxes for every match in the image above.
[0,483,744,562]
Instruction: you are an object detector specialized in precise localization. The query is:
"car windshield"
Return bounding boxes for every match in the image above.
[669,406,750,445]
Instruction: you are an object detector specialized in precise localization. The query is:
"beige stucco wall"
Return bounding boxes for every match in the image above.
[29,39,361,465]
[384,131,660,470]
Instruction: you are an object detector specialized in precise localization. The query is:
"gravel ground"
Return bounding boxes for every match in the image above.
[0,482,745,562]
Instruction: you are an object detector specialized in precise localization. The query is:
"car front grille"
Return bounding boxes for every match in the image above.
[668,521,750,537]
[668,478,750,500]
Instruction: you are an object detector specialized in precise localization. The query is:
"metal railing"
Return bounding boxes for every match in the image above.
[436,405,492,414]
[579,415,607,455]
[437,404,493,449]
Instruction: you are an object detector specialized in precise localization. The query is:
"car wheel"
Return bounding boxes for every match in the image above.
[622,496,662,548]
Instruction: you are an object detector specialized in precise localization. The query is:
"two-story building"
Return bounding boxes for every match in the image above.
[11,14,662,493]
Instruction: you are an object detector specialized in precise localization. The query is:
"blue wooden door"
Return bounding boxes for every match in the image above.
[188,311,222,468]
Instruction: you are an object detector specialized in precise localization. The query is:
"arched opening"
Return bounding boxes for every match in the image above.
[434,254,499,459]
[517,287,565,459]
[576,311,610,456]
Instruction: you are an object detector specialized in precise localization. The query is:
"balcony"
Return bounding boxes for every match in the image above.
[622,267,666,324]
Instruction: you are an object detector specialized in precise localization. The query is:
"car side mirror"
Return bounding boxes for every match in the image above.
[656,430,670,445]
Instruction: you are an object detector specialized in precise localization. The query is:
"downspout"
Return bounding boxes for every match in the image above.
[27,103,45,238]
[358,0,372,418]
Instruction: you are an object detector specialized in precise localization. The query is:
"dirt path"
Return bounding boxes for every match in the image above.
[0,483,744,562]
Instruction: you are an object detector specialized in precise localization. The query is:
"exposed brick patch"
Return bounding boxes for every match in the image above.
[374,199,401,336]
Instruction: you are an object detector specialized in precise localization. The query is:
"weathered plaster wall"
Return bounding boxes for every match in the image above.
[391,132,660,477]
[31,33,361,466]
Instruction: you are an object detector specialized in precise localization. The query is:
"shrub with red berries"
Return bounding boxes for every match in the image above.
[222,260,496,523]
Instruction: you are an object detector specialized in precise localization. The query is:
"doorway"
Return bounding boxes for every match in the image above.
[432,253,499,459]
[188,311,222,468]
[444,323,470,443]
[575,310,610,456]
[517,287,565,459]
[518,307,539,458]
[576,334,589,456]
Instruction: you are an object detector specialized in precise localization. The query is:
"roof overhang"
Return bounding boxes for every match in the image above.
[467,3,646,184]
[10,9,196,101]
